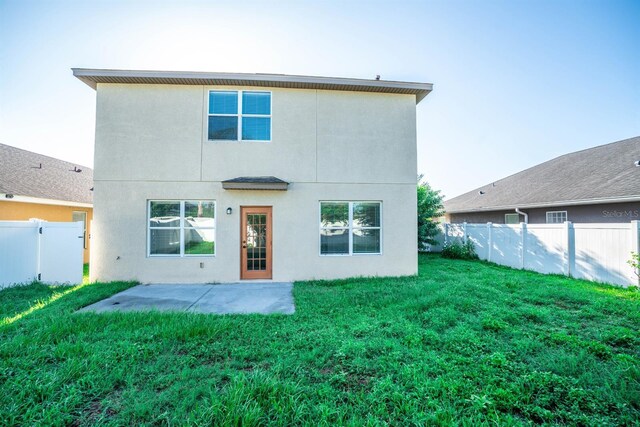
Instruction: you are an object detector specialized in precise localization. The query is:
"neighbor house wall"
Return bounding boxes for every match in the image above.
[447,202,640,224]
[0,200,92,263]
[91,84,418,282]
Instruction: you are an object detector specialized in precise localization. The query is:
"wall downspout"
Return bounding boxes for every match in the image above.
[515,208,528,224]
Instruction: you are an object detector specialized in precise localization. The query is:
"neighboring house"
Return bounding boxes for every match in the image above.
[0,143,93,262]
[444,136,640,224]
[74,68,432,283]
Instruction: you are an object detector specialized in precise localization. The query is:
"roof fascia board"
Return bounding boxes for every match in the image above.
[446,195,640,213]
[221,182,288,191]
[0,195,93,208]
[72,68,433,103]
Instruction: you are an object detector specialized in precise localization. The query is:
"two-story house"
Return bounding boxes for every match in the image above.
[74,69,432,283]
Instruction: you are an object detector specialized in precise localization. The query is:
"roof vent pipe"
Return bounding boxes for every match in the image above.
[515,208,528,224]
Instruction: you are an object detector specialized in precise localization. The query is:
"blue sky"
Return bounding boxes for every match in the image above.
[1,0,638,198]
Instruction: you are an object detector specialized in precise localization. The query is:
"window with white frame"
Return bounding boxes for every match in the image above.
[320,202,381,255]
[546,210,567,224]
[148,201,216,256]
[504,213,520,224]
[208,91,271,141]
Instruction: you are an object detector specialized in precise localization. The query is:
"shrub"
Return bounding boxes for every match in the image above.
[441,240,478,260]
[417,176,445,249]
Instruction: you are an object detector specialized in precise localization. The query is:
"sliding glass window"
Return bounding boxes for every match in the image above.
[148,200,215,257]
[320,202,381,255]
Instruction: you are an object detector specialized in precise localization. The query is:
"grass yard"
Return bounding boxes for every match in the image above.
[0,255,638,425]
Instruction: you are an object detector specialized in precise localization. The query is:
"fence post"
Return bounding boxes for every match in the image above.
[564,221,575,277]
[520,222,527,269]
[35,219,43,282]
[487,222,493,262]
[631,221,640,286]
[463,222,468,244]
[444,223,449,245]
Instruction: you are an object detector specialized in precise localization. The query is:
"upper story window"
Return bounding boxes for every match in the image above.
[208,91,271,141]
[546,211,567,224]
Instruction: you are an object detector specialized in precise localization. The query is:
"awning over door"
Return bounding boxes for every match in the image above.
[222,176,289,191]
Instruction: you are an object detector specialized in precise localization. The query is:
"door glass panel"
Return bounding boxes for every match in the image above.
[246,213,267,271]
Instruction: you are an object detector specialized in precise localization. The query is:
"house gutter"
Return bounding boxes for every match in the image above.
[445,195,640,214]
[71,68,434,103]
[0,194,93,208]
[515,208,528,223]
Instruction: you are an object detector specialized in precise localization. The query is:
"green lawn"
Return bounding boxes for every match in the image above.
[0,255,638,425]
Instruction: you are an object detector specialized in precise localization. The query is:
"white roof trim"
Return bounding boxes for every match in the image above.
[72,68,433,103]
[446,195,640,213]
[0,194,93,208]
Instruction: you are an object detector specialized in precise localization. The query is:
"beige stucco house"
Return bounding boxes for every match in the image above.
[74,69,432,283]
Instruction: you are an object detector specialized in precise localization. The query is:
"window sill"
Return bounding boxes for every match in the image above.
[208,139,271,143]
[319,253,382,257]
[148,255,216,258]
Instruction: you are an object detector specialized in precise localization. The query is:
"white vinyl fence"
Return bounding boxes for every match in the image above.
[0,220,84,288]
[440,221,640,287]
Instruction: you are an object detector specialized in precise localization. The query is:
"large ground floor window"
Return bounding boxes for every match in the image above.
[148,200,216,257]
[320,201,381,255]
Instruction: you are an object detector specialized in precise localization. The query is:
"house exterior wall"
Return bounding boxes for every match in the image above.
[91,84,418,283]
[446,201,640,224]
[0,200,92,263]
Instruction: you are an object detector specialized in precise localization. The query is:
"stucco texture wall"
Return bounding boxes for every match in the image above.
[91,181,416,283]
[91,84,418,283]
[0,200,92,263]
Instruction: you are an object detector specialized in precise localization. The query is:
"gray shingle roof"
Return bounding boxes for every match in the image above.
[222,176,289,191]
[222,176,288,184]
[0,143,93,204]
[445,136,640,213]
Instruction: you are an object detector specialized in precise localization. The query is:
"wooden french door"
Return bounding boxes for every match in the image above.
[240,206,272,280]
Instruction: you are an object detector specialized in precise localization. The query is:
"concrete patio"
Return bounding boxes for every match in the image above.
[78,282,295,314]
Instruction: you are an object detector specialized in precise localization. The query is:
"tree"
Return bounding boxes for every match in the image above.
[417,175,445,249]
[628,252,640,284]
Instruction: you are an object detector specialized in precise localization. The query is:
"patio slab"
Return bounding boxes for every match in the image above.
[188,282,295,314]
[78,282,295,314]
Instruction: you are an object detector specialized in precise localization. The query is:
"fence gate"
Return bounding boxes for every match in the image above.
[39,222,84,284]
[0,220,84,288]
